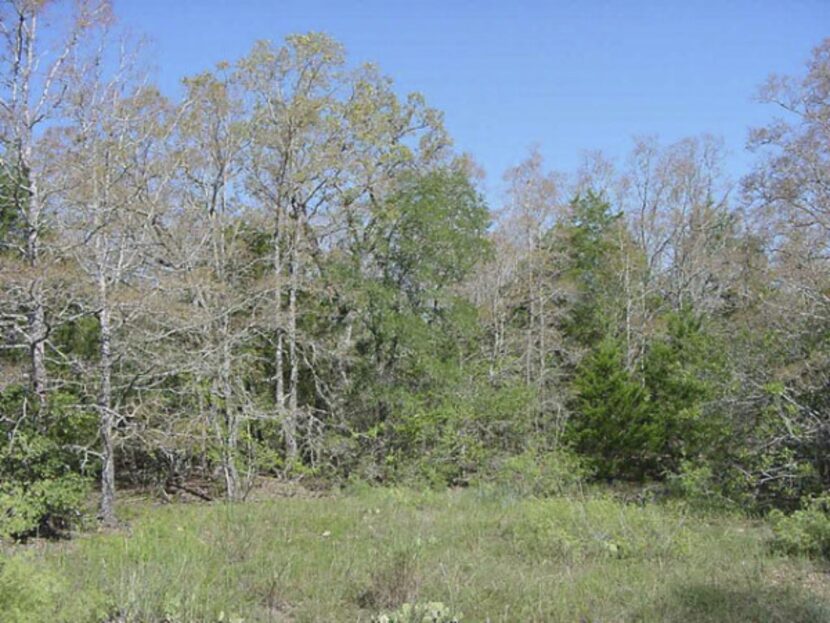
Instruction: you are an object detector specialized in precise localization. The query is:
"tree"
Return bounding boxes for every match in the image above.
[739,38,830,504]
[620,136,735,369]
[241,33,448,466]
[567,337,653,480]
[495,148,570,440]
[57,45,173,522]
[746,38,830,246]
[0,0,113,418]
[555,191,628,348]
[325,167,491,479]
[154,66,261,500]
[641,308,720,474]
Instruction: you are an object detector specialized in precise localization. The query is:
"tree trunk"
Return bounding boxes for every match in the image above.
[220,321,239,500]
[274,210,285,409]
[24,156,48,419]
[285,215,299,464]
[98,285,116,525]
[28,291,47,413]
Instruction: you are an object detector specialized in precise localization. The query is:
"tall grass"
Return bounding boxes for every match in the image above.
[2,487,828,622]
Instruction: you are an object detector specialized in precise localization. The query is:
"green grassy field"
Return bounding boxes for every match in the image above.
[2,486,829,622]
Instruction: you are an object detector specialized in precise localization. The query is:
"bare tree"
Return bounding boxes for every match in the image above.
[0,0,112,419]
[57,41,173,522]
[496,147,571,438]
[620,135,735,366]
[156,66,260,500]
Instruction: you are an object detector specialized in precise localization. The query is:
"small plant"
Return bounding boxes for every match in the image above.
[372,601,461,623]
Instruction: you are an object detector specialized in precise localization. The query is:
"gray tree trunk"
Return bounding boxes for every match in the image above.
[285,215,300,464]
[98,285,116,525]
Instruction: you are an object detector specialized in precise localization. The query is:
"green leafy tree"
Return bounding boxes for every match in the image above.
[329,168,493,480]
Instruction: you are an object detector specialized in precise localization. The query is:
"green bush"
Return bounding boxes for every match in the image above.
[666,460,734,512]
[566,310,721,482]
[769,495,830,559]
[566,338,655,480]
[0,474,89,539]
[0,553,64,623]
[0,432,90,539]
[482,449,592,497]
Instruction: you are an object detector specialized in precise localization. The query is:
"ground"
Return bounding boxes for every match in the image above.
[2,485,830,622]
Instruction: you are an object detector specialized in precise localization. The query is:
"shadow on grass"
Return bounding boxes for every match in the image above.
[640,583,830,623]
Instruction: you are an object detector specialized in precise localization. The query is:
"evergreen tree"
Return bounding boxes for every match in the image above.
[567,338,654,479]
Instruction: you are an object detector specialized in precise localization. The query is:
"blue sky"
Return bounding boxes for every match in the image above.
[116,0,829,201]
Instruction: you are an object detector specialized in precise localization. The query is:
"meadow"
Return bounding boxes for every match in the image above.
[3,485,829,623]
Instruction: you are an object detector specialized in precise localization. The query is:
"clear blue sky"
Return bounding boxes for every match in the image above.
[116,0,829,201]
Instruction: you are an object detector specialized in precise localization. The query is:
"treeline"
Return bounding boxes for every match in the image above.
[0,1,828,534]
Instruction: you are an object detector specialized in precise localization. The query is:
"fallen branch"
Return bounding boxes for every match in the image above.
[165,481,214,502]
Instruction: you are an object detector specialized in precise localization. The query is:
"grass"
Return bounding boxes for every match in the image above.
[2,485,829,622]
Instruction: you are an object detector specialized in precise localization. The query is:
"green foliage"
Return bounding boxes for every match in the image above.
[0,477,89,541]
[0,475,88,539]
[666,460,735,512]
[728,443,820,513]
[50,315,100,363]
[385,378,537,487]
[0,427,90,539]
[641,309,722,474]
[567,338,655,479]
[325,167,497,483]
[707,370,828,512]
[566,309,725,482]
[551,195,723,482]
[479,448,592,497]
[0,167,26,252]
[769,495,830,559]
[0,554,65,623]
[560,191,622,284]
[556,191,627,347]
[376,169,491,297]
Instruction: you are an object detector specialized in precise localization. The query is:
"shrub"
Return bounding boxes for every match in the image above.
[0,432,90,539]
[0,553,64,623]
[769,495,830,559]
[566,338,656,480]
[566,310,721,482]
[666,459,734,512]
[482,448,592,497]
